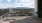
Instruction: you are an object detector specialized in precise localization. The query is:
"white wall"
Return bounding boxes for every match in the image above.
[35,0,37,12]
[34,0,38,17]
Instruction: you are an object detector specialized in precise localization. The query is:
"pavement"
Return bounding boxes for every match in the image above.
[0,16,42,23]
[0,16,30,23]
[10,17,42,23]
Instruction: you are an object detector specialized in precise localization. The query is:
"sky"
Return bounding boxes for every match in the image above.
[0,0,34,9]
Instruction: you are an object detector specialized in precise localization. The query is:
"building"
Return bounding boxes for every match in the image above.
[8,7,34,16]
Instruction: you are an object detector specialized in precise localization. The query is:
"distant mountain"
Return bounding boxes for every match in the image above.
[6,7,34,9]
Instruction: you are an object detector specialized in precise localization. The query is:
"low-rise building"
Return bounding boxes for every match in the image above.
[8,7,34,16]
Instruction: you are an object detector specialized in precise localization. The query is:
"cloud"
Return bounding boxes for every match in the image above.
[7,0,11,2]
[16,0,33,3]
[15,3,33,8]
[0,0,34,9]
[15,0,34,8]
[0,4,15,9]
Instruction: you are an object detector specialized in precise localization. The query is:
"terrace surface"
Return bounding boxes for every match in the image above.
[0,16,42,23]
[10,17,42,23]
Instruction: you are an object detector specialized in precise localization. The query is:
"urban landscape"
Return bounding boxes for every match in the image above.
[0,0,42,23]
[0,7,40,23]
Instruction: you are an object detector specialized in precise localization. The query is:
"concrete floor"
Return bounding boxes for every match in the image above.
[10,17,42,23]
[0,16,42,23]
[0,16,30,23]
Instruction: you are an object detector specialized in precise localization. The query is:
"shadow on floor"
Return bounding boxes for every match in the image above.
[10,17,42,23]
